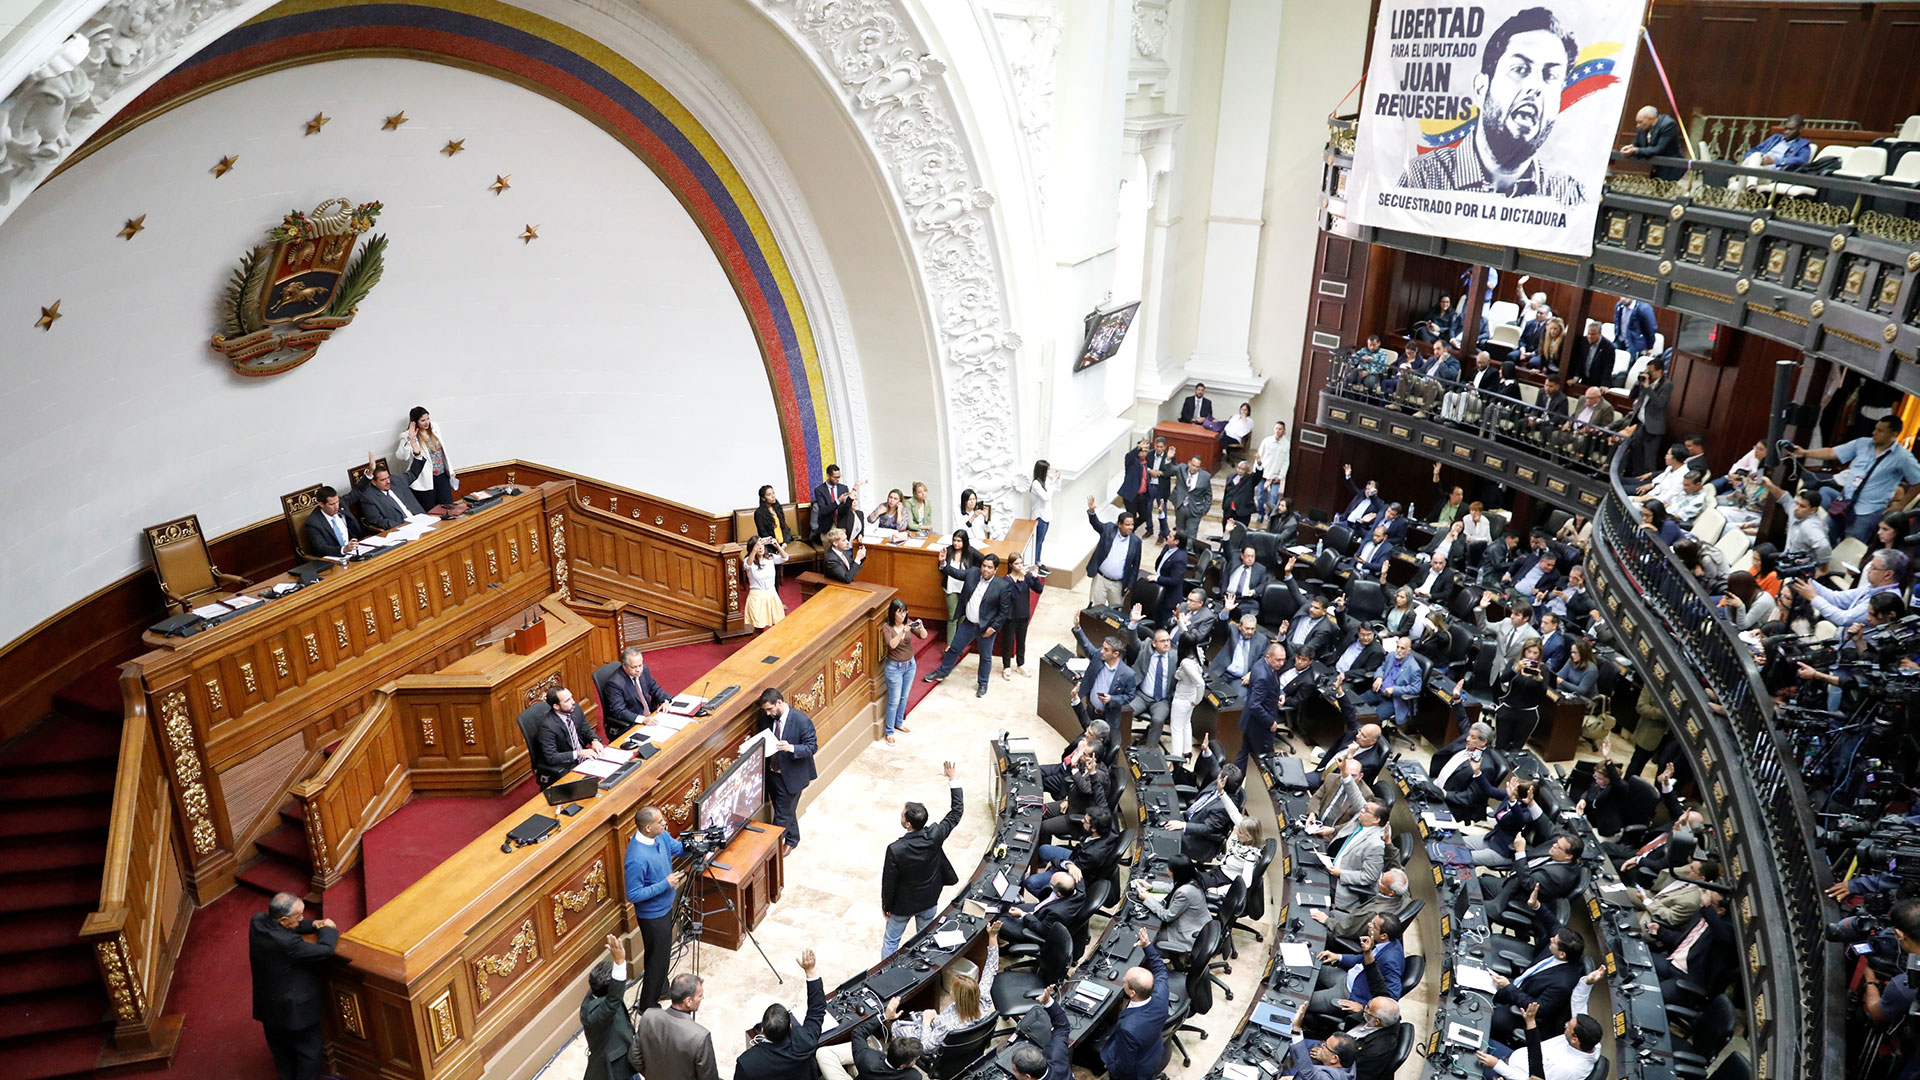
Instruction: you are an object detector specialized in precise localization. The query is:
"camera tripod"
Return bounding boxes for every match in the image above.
[667,850,781,983]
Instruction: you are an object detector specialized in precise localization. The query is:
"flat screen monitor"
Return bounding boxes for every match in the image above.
[1073,301,1141,372]
[697,738,766,842]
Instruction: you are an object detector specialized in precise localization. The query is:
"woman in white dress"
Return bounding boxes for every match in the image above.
[1168,634,1208,757]
[1028,460,1058,568]
[742,536,788,630]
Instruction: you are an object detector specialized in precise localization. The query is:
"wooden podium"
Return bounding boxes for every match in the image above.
[696,822,786,950]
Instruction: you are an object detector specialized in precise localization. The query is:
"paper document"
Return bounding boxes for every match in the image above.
[1005,737,1036,753]
[1066,658,1089,675]
[1454,964,1499,994]
[932,928,966,950]
[357,536,392,548]
[666,693,705,716]
[191,602,231,619]
[1313,851,1336,870]
[651,713,693,732]
[406,514,438,526]
[825,1006,854,1030]
[637,724,681,742]
[1222,1064,1262,1080]
[225,594,262,609]
[594,746,635,764]
[266,582,300,597]
[738,728,777,758]
[1421,811,1458,832]
[574,758,621,778]
[1279,942,1314,968]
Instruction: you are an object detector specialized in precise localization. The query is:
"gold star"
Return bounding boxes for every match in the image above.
[118,214,147,240]
[441,139,466,156]
[304,112,330,135]
[212,155,238,178]
[519,224,540,244]
[35,300,62,330]
[489,174,511,195]
[382,111,408,130]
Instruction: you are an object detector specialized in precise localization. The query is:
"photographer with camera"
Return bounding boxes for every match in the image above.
[1858,900,1920,1029]
[1789,549,1912,630]
[1787,415,1920,542]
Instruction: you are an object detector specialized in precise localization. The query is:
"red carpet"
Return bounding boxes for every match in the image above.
[360,776,540,910]
[161,887,276,1080]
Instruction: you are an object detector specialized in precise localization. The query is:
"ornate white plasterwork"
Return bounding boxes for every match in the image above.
[0,0,263,217]
[1132,0,1172,59]
[759,0,1023,513]
[987,1,1060,212]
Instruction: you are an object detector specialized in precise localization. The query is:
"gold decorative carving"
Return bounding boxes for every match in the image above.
[1748,217,1766,235]
[1802,256,1827,285]
[487,548,498,577]
[416,581,429,610]
[461,715,477,745]
[669,780,704,823]
[159,690,219,855]
[421,718,436,748]
[272,648,288,678]
[727,557,740,614]
[465,559,476,586]
[241,662,257,693]
[1723,238,1746,267]
[1644,223,1665,249]
[474,920,539,1002]
[305,802,330,877]
[427,989,458,1053]
[336,990,365,1038]
[529,524,539,556]
[709,524,719,543]
[441,570,453,597]
[362,607,376,635]
[1809,299,1825,318]
[1890,323,1903,344]
[336,619,349,649]
[1880,275,1902,309]
[550,514,570,600]
[1765,248,1786,276]
[205,678,224,713]
[1668,203,1684,221]
[1657,259,1673,276]
[792,672,827,714]
[835,641,866,686]
[1776,196,1852,228]
[1844,265,1867,296]
[389,593,403,622]
[654,514,665,525]
[509,538,519,565]
[1831,232,1848,252]
[525,671,563,706]
[680,524,690,534]
[304,633,319,664]
[1735,278,1751,295]
[551,859,609,937]
[95,937,145,1021]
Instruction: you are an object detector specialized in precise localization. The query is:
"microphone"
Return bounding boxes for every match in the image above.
[486,578,550,632]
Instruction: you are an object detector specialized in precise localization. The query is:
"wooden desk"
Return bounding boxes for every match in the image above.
[323,586,889,1080]
[692,823,786,950]
[836,519,1036,625]
[1153,420,1222,472]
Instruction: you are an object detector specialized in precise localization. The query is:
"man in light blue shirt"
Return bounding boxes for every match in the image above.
[1749,115,1813,170]
[1790,548,1909,627]
[1792,416,1920,540]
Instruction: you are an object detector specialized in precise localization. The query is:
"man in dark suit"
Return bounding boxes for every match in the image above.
[1621,105,1685,181]
[1217,546,1270,618]
[1209,614,1270,684]
[1237,642,1286,773]
[1178,765,1244,864]
[1221,460,1259,528]
[758,689,819,850]
[302,486,366,558]
[1279,596,1339,660]
[818,1010,925,1080]
[1010,988,1071,1080]
[735,949,826,1080]
[350,456,426,530]
[1648,890,1735,1000]
[1119,438,1154,524]
[1179,383,1215,423]
[533,686,601,787]
[1099,928,1170,1080]
[249,892,339,1080]
[1338,466,1385,528]
[1150,534,1188,625]
[1408,551,1460,608]
[821,529,866,583]
[925,553,1013,697]
[1070,627,1140,730]
[880,761,963,956]
[1129,624,1180,747]
[1537,613,1571,672]
[810,464,859,543]
[1485,832,1585,924]
[1565,322,1615,389]
[1275,648,1332,734]
[1621,354,1673,476]
[1003,872,1086,944]
[1529,376,1571,444]
[1085,499,1144,610]
[603,645,671,739]
[1330,623,1386,686]
[1615,298,1660,359]
[1351,525,1396,577]
[582,933,639,1080]
[1489,926,1588,1045]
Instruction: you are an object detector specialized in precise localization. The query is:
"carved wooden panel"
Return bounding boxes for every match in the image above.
[548,857,609,941]
[832,640,866,694]
[469,916,540,1010]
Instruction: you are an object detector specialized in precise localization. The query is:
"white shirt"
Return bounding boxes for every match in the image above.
[944,555,968,594]
[1493,1034,1600,1080]
[1225,413,1254,440]
[1647,465,1686,506]
[1141,651,1171,700]
[744,552,786,591]
[1097,533,1132,580]
[965,579,989,625]
[1416,567,1444,596]
[1463,516,1491,544]
[1030,476,1055,520]
[1227,564,1258,597]
[1258,435,1291,482]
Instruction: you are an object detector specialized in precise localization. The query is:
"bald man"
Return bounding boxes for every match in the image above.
[1099,928,1170,1080]
[1621,105,1684,180]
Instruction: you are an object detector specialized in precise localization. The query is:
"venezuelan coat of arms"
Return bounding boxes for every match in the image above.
[211,197,387,377]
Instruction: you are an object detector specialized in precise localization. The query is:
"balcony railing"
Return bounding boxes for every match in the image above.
[1586,446,1840,1080]
[1318,352,1612,512]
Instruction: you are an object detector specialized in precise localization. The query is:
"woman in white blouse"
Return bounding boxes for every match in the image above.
[1221,402,1256,452]
[742,536,788,630]
[958,488,994,539]
[393,406,457,510]
[1168,634,1208,757]
[889,921,998,1054]
[1028,460,1058,568]
[1462,501,1493,546]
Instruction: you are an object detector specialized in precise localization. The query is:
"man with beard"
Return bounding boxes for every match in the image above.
[1399,8,1585,206]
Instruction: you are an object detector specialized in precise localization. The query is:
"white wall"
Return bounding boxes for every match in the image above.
[0,57,784,643]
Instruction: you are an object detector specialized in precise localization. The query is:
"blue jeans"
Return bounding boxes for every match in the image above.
[883,658,915,734]
[882,906,939,958]
[1025,844,1075,896]
[1034,518,1049,565]
[931,620,994,689]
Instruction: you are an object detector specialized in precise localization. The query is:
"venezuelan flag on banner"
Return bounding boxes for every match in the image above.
[1416,109,1479,155]
[1562,42,1625,110]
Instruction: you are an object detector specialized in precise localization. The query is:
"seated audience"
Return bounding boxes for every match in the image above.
[1133,858,1210,963]
[822,528,865,583]
[603,645,670,738]
[1749,114,1813,170]
[886,924,996,1056]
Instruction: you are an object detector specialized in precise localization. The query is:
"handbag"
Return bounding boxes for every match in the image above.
[1581,695,1615,742]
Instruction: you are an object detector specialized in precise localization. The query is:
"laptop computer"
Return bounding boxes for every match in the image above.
[544,777,601,806]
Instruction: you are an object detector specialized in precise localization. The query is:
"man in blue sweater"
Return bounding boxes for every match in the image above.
[1100,928,1170,1080]
[625,806,686,1014]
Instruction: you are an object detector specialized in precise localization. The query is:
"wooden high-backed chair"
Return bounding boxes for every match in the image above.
[281,484,328,560]
[346,456,390,490]
[145,515,249,613]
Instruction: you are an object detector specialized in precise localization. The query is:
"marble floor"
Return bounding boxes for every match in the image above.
[532,488,1614,1080]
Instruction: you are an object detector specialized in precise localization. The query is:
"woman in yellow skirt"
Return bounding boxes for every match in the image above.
[743,536,788,629]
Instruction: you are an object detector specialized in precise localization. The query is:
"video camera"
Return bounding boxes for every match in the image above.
[679,825,729,861]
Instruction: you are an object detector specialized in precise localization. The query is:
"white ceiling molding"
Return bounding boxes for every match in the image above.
[757,0,1024,513]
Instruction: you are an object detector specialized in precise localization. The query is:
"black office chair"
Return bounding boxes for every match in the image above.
[927,1010,999,1079]
[1395,897,1425,928]
[1162,920,1222,1066]
[1301,550,1342,599]
[1247,530,1283,573]
[515,703,550,784]
[1389,1022,1417,1073]
[1231,840,1278,943]
[591,659,623,739]
[1070,879,1112,960]
[1586,1056,1610,1080]
[1707,1052,1750,1080]
[1345,579,1389,623]
[1257,582,1299,636]
[1400,953,1426,994]
[1322,523,1356,557]
[990,921,1072,1019]
[1209,878,1248,970]
[1449,584,1482,624]
[1394,828,1415,867]
[1671,994,1738,1080]
[1125,579,1164,624]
